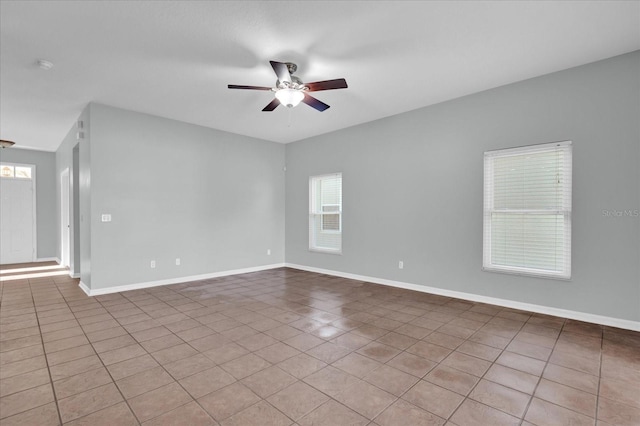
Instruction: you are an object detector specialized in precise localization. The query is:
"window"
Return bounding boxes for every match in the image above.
[310,173,342,253]
[483,141,572,279]
[0,164,33,179]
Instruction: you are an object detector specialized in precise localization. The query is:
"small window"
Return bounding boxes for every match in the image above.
[0,164,33,180]
[309,173,342,253]
[483,141,572,279]
[1,165,14,178]
[15,167,32,179]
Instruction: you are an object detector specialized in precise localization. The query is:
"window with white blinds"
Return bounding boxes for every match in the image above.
[309,173,342,254]
[483,141,572,279]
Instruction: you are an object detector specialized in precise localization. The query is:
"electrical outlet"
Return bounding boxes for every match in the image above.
[101,214,111,222]
[398,261,404,269]
[267,249,271,256]
[150,260,156,268]
[176,258,181,266]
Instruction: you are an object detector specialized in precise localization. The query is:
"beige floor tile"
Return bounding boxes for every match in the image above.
[179,366,236,398]
[386,351,437,377]
[128,382,192,422]
[116,365,175,398]
[254,342,301,364]
[484,364,539,394]
[333,379,396,420]
[0,355,47,379]
[163,353,216,379]
[298,400,368,426]
[142,401,217,426]
[525,398,594,426]
[0,383,55,419]
[241,365,297,398]
[535,379,597,417]
[424,364,480,396]
[598,396,640,426]
[450,398,520,426]
[58,382,123,423]
[151,343,198,365]
[440,350,492,377]
[49,354,103,381]
[402,380,464,419]
[0,367,50,398]
[305,342,351,364]
[375,399,445,426]
[53,366,113,399]
[356,341,401,363]
[277,353,327,379]
[303,366,360,399]
[333,352,383,378]
[470,379,531,418]
[0,401,60,426]
[363,364,419,396]
[0,343,44,365]
[267,381,329,420]
[99,343,147,365]
[406,341,452,363]
[197,382,261,421]
[65,402,139,426]
[220,353,272,379]
[220,400,292,426]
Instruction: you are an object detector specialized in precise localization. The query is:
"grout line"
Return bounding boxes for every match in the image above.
[31,276,65,426]
[518,317,565,426]
[594,327,604,423]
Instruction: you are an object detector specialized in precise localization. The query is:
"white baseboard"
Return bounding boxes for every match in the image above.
[285,263,640,332]
[78,263,286,297]
[69,272,80,279]
[36,257,60,263]
[79,281,90,296]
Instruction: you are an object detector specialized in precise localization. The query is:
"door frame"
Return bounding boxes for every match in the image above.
[0,162,37,264]
[61,168,70,267]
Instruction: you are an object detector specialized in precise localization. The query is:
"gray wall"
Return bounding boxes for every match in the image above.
[86,104,285,290]
[1,147,57,259]
[286,51,640,322]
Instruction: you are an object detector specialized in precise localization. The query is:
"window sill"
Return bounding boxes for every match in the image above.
[309,248,342,255]
[482,266,571,281]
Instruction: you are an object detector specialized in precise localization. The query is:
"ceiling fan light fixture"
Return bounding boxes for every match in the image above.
[0,139,16,148]
[275,88,304,108]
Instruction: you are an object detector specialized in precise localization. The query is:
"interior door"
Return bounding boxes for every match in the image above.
[1,172,35,264]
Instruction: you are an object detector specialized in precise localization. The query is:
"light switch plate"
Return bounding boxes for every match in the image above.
[101,214,111,222]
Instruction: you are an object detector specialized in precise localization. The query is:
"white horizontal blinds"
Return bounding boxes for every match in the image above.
[483,141,572,279]
[309,173,342,253]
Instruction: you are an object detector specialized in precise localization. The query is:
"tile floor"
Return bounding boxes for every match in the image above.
[1,262,639,425]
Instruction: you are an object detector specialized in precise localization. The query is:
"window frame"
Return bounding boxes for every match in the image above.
[483,141,572,280]
[309,173,342,254]
[320,203,341,232]
[0,163,34,180]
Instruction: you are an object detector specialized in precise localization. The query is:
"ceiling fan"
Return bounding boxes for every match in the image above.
[228,61,348,112]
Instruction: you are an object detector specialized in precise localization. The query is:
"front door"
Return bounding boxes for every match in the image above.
[0,163,35,264]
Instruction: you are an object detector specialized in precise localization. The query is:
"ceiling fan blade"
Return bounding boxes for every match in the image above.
[228,85,273,91]
[270,61,291,84]
[302,94,330,112]
[262,98,280,112]
[305,78,348,92]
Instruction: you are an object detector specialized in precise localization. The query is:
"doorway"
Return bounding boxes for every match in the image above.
[0,163,36,264]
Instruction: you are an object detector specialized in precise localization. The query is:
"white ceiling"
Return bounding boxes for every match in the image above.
[1,1,639,152]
